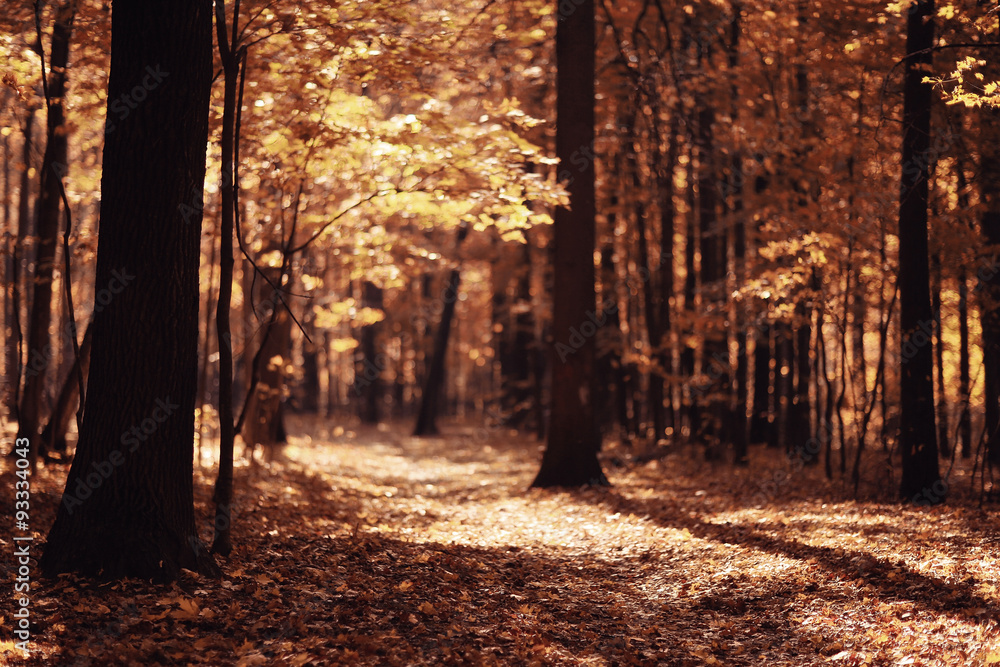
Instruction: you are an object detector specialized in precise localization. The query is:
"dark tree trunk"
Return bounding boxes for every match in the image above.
[41,0,218,580]
[3,129,15,416]
[979,24,1000,467]
[7,107,35,424]
[210,9,244,555]
[356,281,383,424]
[414,226,467,436]
[790,302,813,461]
[774,322,793,450]
[697,102,727,454]
[17,0,78,465]
[749,323,772,444]
[40,320,93,456]
[897,0,941,501]
[532,0,605,487]
[681,145,698,438]
[493,243,536,429]
[595,245,622,435]
[628,121,663,443]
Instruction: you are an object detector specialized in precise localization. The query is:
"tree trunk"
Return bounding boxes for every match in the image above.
[40,320,93,456]
[3,128,15,415]
[17,0,78,465]
[414,226,467,436]
[979,22,1000,467]
[628,120,663,443]
[356,281,383,424]
[41,0,218,580]
[897,0,941,502]
[681,144,698,438]
[790,302,813,461]
[749,323,772,444]
[532,0,605,487]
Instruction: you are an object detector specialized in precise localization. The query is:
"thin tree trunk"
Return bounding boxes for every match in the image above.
[628,118,663,443]
[40,320,93,457]
[357,280,383,425]
[210,3,244,555]
[17,0,78,465]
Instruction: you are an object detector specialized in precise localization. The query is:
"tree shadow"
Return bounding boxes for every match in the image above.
[574,486,1000,623]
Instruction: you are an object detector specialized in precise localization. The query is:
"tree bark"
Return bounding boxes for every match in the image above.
[41,0,218,581]
[979,22,1000,467]
[897,0,942,501]
[531,0,605,487]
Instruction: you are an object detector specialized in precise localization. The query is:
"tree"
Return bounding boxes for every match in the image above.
[897,0,942,503]
[531,0,607,488]
[16,0,78,465]
[41,0,218,580]
[414,224,468,436]
[978,23,1000,467]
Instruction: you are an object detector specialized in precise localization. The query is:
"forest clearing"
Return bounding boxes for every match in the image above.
[2,417,1000,666]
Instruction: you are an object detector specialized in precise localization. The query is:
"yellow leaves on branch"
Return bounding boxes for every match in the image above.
[924,56,1000,109]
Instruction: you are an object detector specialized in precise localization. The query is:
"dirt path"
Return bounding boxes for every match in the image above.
[2,419,999,665]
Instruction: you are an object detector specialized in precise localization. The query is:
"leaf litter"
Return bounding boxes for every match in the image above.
[1,416,998,666]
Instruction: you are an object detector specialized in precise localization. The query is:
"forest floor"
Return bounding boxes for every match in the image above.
[1,417,999,666]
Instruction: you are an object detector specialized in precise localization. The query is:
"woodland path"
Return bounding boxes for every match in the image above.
[2,418,999,666]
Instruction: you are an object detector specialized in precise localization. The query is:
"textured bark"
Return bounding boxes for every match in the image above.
[41,0,218,581]
[897,0,941,501]
[532,0,605,487]
[17,0,78,464]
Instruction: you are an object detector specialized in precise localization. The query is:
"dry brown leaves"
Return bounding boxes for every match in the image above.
[1,417,999,666]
